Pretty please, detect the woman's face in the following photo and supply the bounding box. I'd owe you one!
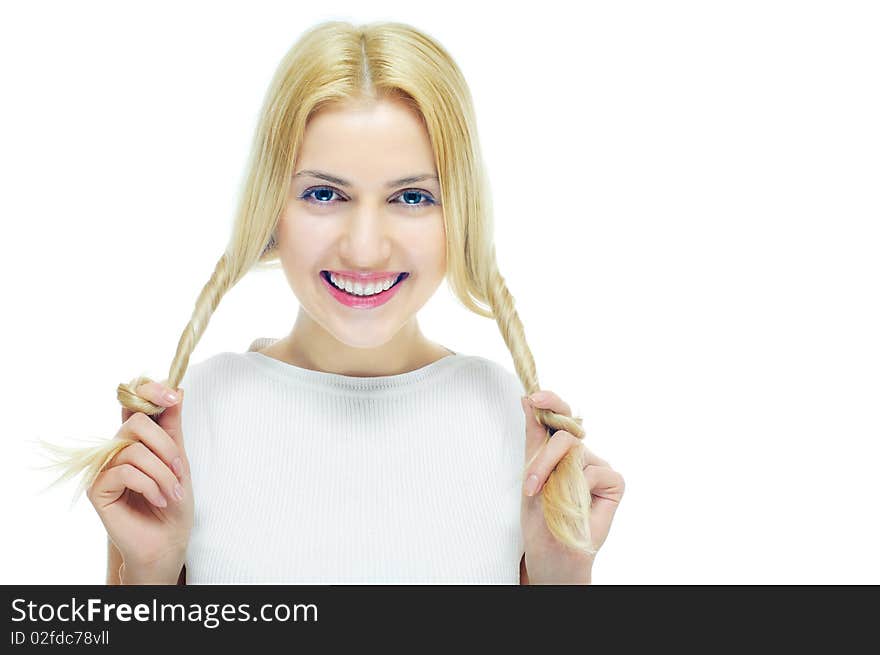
[276,96,446,349]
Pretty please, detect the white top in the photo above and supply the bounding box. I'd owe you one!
[178,338,528,584]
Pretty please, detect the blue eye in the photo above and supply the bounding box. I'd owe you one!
[299,186,438,209]
[299,186,342,204]
[395,189,437,207]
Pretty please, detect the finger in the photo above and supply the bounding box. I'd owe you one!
[523,430,582,496]
[520,396,549,459]
[109,442,185,505]
[584,465,625,533]
[528,389,572,417]
[121,378,181,422]
[119,411,186,480]
[89,463,167,510]
[583,465,626,502]
[157,387,185,450]
[579,444,611,469]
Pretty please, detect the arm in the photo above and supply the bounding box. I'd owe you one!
[106,537,186,585]
[106,537,123,585]
[519,553,529,585]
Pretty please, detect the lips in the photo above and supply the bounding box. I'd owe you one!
[320,271,408,295]
[319,270,410,309]
[324,270,407,282]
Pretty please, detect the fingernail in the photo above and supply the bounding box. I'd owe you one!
[163,390,179,404]
[530,391,547,404]
[524,473,540,496]
[171,457,183,478]
[155,494,168,508]
[173,482,184,501]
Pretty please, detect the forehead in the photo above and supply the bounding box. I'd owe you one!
[295,98,437,183]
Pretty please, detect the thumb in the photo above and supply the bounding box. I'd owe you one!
[520,395,548,464]
[158,387,185,449]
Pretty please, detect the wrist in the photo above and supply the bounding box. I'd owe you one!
[119,553,184,585]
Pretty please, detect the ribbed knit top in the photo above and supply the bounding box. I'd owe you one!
[178,337,527,584]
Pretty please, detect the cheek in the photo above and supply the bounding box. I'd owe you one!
[403,215,446,271]
[276,222,323,294]
[427,220,447,273]
[277,212,328,262]
[432,240,447,275]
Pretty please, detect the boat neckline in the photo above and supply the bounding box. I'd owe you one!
[241,349,469,392]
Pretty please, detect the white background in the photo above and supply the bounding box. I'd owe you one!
[1,1,877,584]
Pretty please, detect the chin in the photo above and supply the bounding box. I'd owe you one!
[326,327,400,350]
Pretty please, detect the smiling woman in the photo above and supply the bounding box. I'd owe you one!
[271,97,450,368]
[38,19,606,585]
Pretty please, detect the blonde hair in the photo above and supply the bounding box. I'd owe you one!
[39,20,595,556]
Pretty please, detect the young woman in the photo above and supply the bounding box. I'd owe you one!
[43,20,624,585]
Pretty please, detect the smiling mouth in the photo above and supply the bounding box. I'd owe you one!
[320,271,409,296]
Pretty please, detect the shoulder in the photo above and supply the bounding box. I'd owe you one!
[453,354,526,399]
[448,355,527,432]
[451,356,527,450]
[177,336,278,394]
[177,351,259,417]
[179,351,242,391]
[176,352,254,457]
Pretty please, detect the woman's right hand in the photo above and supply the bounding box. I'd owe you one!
[87,381,194,584]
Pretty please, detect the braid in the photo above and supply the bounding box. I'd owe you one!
[37,253,235,503]
[484,265,597,555]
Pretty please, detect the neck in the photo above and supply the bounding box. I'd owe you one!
[266,309,453,377]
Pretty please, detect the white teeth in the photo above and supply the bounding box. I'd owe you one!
[329,273,400,296]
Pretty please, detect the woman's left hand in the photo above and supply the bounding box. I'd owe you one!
[519,390,625,584]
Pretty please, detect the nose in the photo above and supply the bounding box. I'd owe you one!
[338,202,393,268]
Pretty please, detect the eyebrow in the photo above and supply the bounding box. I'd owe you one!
[293,169,439,189]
